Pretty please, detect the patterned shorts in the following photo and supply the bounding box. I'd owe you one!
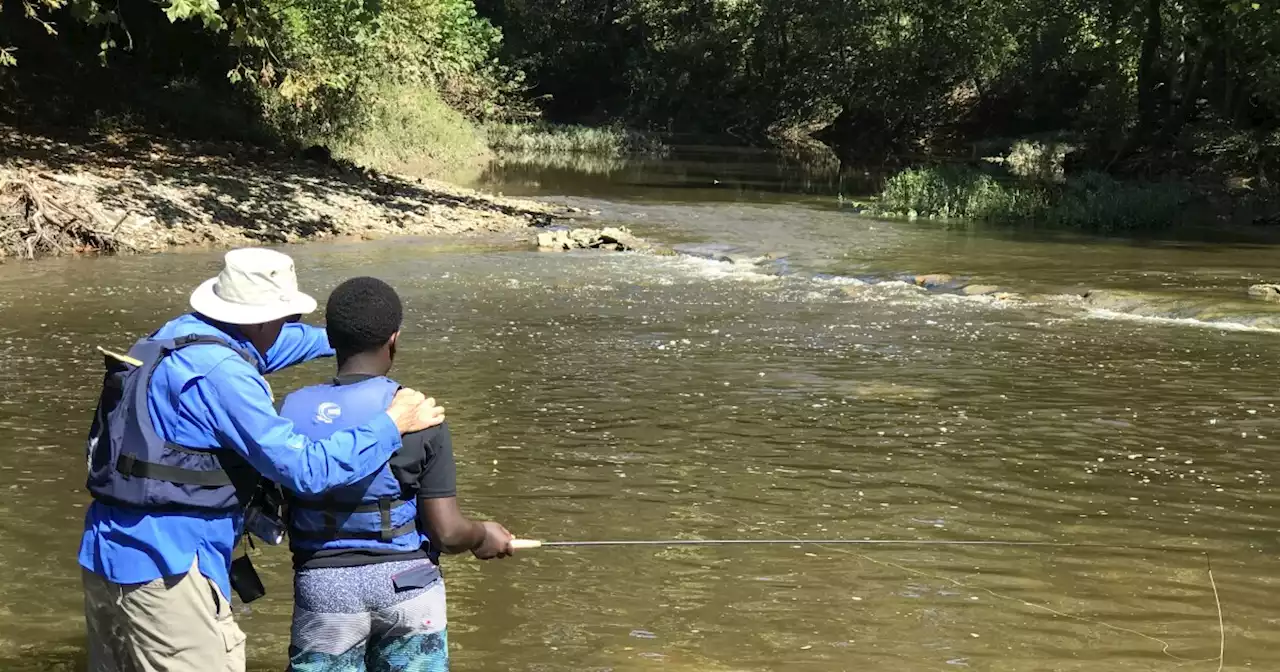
[287,558,448,672]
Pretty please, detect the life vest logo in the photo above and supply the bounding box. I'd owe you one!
[315,402,342,424]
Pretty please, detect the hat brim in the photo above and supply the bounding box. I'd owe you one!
[189,277,318,325]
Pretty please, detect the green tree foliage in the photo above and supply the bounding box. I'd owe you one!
[240,0,518,141]
[2,0,514,147]
[481,0,1280,166]
[4,0,1278,180]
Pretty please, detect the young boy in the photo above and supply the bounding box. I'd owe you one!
[280,276,515,672]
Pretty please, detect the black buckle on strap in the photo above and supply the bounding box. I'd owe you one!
[117,453,138,478]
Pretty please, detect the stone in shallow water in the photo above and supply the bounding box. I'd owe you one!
[534,225,644,252]
[534,231,561,249]
[1079,289,1148,311]
[1247,283,1280,303]
[914,273,955,288]
[960,284,1001,296]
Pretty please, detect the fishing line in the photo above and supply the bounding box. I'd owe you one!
[514,526,1228,669]
[720,516,1226,670]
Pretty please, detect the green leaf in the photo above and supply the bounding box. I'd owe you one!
[162,0,185,21]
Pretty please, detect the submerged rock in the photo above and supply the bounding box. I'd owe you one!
[672,243,735,262]
[913,273,956,289]
[849,381,942,402]
[671,243,784,267]
[1247,283,1280,303]
[1081,288,1280,325]
[960,284,1001,296]
[1080,289,1150,312]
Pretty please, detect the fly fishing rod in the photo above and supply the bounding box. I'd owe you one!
[510,539,1203,552]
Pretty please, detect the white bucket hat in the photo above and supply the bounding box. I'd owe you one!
[189,248,318,325]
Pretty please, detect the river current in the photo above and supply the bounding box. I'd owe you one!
[1,149,1278,671]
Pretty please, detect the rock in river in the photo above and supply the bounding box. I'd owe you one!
[1081,289,1143,309]
[960,284,1001,296]
[913,273,955,289]
[536,226,644,252]
[1247,283,1280,303]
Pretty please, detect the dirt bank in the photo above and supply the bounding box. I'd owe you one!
[0,126,567,260]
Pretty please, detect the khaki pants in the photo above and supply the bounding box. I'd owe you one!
[83,560,247,672]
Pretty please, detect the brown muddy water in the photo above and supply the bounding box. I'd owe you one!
[3,150,1280,671]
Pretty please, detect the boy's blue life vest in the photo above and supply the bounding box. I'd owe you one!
[85,334,262,512]
[278,376,424,554]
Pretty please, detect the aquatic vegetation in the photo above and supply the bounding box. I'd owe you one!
[877,166,1041,222]
[877,166,1190,232]
[486,122,667,157]
[484,150,635,175]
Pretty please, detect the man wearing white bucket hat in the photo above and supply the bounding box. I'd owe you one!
[79,248,445,672]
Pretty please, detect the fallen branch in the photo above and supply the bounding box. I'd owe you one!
[0,173,137,259]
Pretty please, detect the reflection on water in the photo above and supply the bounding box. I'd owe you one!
[467,145,885,204]
[3,159,1280,671]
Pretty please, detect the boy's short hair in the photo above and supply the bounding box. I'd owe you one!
[325,277,402,357]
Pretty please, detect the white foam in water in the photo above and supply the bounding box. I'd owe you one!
[603,249,1279,335]
[810,274,866,287]
[845,280,930,304]
[1084,308,1280,334]
[653,254,778,283]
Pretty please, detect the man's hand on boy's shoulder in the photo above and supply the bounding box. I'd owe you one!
[473,521,515,560]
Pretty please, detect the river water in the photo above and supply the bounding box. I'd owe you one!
[3,149,1280,671]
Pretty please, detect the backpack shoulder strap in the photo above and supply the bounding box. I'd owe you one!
[168,334,257,367]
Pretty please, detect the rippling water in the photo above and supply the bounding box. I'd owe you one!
[2,167,1280,671]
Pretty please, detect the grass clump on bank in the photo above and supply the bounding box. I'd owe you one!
[325,85,491,179]
[877,166,1190,232]
[486,122,665,156]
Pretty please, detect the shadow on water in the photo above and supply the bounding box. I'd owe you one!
[880,211,1280,253]
[916,209,1280,248]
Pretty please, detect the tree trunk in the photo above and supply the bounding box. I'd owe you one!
[1110,0,1164,169]
[1135,0,1164,141]
[1162,42,1211,145]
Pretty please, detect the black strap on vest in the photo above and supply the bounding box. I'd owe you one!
[289,496,414,514]
[116,452,235,487]
[114,334,258,487]
[289,519,419,542]
[289,495,416,542]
